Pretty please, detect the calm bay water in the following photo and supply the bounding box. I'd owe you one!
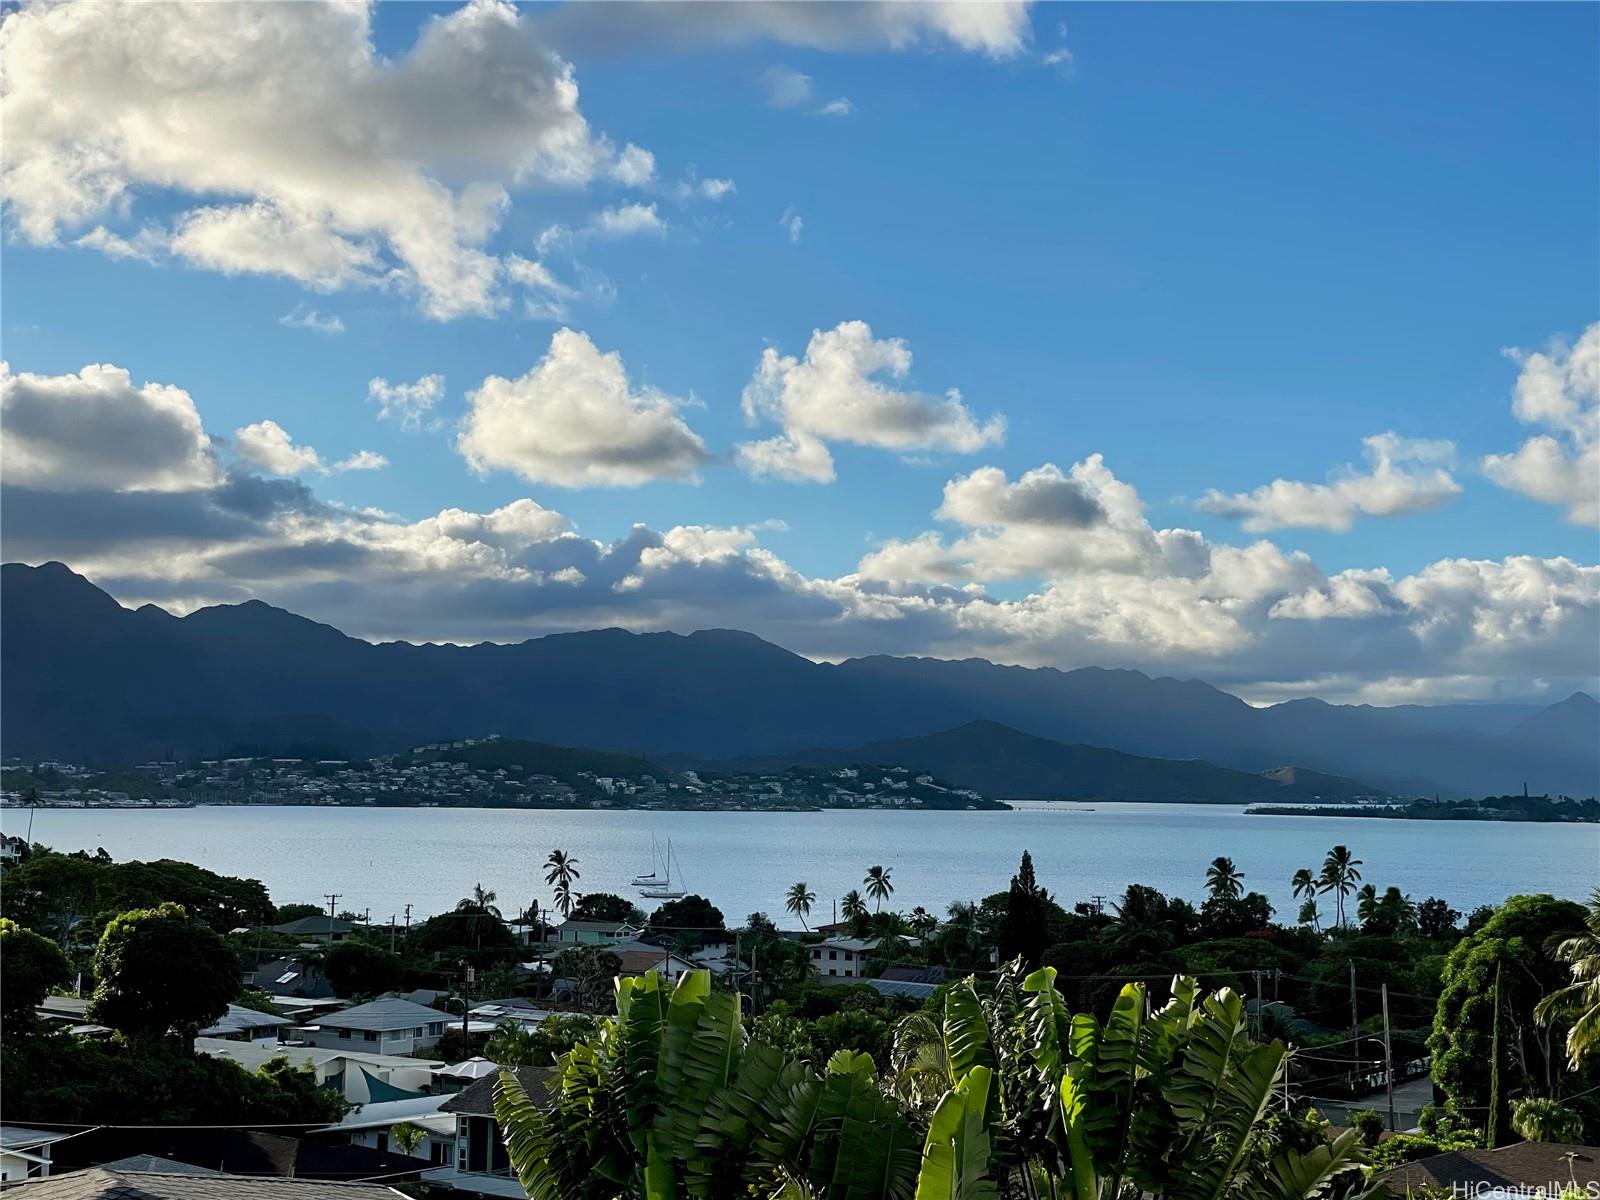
[4,803,1595,927]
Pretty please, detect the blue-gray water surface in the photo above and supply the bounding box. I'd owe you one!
[5,802,1594,927]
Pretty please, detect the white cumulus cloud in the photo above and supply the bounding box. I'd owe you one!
[1483,322,1599,528]
[235,419,386,477]
[1195,432,1461,533]
[457,328,710,487]
[0,0,637,320]
[1,362,221,492]
[737,320,1005,483]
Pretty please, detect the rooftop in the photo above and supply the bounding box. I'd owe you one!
[310,997,446,1032]
[0,1169,408,1199]
[1373,1141,1600,1196]
[440,1066,553,1118]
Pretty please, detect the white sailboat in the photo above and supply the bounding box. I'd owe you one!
[638,838,686,900]
[631,834,663,886]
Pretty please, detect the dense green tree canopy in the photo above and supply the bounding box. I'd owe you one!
[0,1035,345,1125]
[568,892,646,924]
[1,850,273,940]
[323,939,403,997]
[87,902,240,1040]
[1430,893,1589,1133]
[0,918,72,1026]
[649,894,724,932]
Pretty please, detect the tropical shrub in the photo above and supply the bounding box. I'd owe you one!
[495,964,1374,1199]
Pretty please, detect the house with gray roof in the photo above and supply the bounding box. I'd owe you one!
[299,997,449,1055]
[420,1067,552,1197]
[270,916,356,944]
[2,1167,408,1198]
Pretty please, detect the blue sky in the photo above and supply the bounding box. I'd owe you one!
[2,0,1596,704]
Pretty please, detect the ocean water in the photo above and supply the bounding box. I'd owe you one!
[4,802,1594,927]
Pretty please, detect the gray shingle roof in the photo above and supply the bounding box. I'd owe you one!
[311,997,446,1031]
[439,1066,553,1117]
[198,1004,291,1037]
[271,917,356,936]
[2,1168,407,1199]
[1373,1142,1600,1195]
[95,1158,218,1177]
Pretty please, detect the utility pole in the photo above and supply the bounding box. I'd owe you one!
[461,963,474,1050]
[1381,983,1396,1132]
[1252,970,1263,1040]
[325,893,341,942]
[403,903,413,936]
[1348,960,1360,1088]
[389,914,397,955]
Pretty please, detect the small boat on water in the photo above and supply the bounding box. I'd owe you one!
[631,833,663,886]
[638,838,686,900]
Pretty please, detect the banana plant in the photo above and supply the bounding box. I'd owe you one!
[496,966,1378,1200]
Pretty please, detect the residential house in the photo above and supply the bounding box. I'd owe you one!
[270,916,356,944]
[245,956,335,1000]
[299,997,449,1055]
[421,1066,553,1197]
[552,917,638,944]
[38,1128,429,1190]
[197,1004,293,1043]
[34,996,109,1037]
[312,1095,453,1166]
[194,1038,443,1104]
[808,936,879,978]
[1,1167,410,1198]
[1,833,28,867]
[1372,1140,1600,1198]
[1,1127,71,1183]
[614,949,698,983]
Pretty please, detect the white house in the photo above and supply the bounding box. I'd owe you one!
[809,937,879,978]
[0,1127,70,1183]
[420,1066,552,1197]
[195,1037,444,1103]
[299,997,449,1055]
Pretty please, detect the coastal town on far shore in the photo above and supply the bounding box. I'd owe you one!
[0,735,999,813]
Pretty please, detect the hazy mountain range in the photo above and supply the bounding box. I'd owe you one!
[4,561,1594,799]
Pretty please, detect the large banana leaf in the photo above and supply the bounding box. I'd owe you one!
[943,980,997,1084]
[915,1064,999,1200]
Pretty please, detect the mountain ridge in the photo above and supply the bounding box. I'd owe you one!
[2,561,1593,798]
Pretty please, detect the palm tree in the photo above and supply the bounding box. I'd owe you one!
[864,865,894,912]
[784,882,816,932]
[1535,886,1600,1069]
[1319,845,1363,928]
[1291,867,1317,902]
[456,882,502,918]
[1291,867,1321,929]
[908,906,937,940]
[544,849,580,918]
[1355,883,1379,928]
[1204,856,1244,902]
[841,889,868,923]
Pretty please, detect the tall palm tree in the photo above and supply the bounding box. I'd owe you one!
[1291,868,1320,930]
[908,906,936,940]
[544,849,580,918]
[864,865,894,912]
[1205,856,1244,902]
[456,882,502,918]
[784,882,816,931]
[841,889,868,923]
[1535,887,1600,1069]
[1319,845,1363,928]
